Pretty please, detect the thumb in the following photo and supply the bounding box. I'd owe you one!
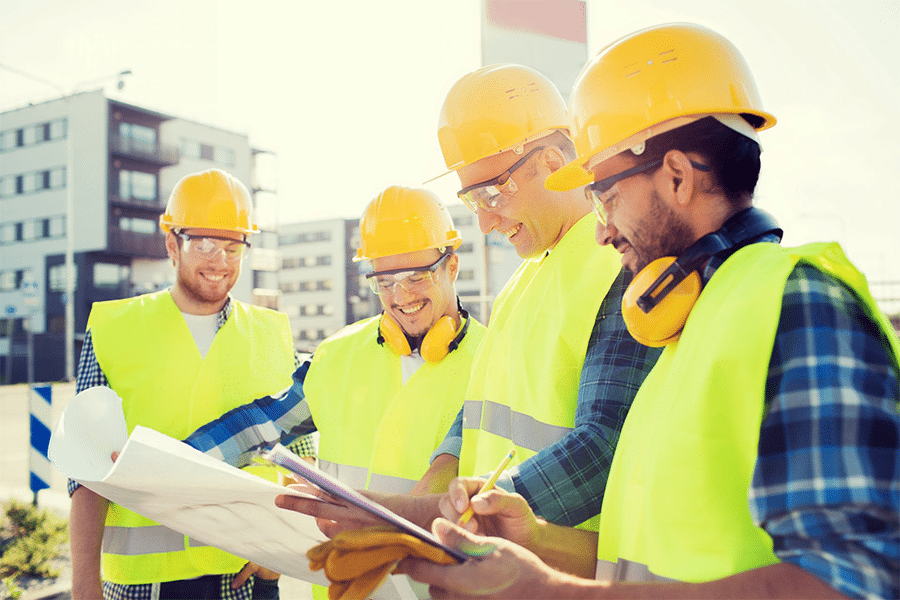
[432,518,497,558]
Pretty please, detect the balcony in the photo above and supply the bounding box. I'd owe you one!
[109,193,165,210]
[109,133,179,166]
[108,228,167,259]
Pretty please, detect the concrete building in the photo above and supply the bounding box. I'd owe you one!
[0,89,279,383]
[277,204,520,353]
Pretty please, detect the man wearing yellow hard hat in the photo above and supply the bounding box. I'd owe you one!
[182,186,487,596]
[416,63,661,527]
[69,169,297,599]
[400,24,900,599]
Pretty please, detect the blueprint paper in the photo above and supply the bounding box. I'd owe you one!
[48,386,333,585]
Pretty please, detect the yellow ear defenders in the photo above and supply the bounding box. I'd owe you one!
[623,208,782,347]
[378,300,471,363]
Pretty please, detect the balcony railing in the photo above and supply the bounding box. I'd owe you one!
[109,193,165,209]
[108,228,167,258]
[109,133,179,166]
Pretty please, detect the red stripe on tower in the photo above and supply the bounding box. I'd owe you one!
[486,0,586,44]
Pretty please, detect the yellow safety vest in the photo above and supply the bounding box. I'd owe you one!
[597,242,900,583]
[459,214,622,530]
[304,315,486,494]
[89,290,294,584]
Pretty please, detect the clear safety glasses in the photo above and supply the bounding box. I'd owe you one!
[585,159,709,224]
[176,232,250,262]
[456,146,544,214]
[366,253,451,296]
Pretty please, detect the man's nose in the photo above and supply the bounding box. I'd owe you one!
[477,208,500,235]
[596,219,618,246]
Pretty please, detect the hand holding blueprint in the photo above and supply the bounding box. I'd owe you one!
[48,386,330,584]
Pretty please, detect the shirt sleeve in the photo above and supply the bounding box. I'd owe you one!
[506,268,664,526]
[751,263,900,600]
[429,408,464,463]
[183,358,318,468]
[69,330,109,496]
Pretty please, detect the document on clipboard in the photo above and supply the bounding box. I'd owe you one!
[259,443,469,563]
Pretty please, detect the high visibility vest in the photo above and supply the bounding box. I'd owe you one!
[597,242,900,583]
[459,214,622,530]
[304,315,486,494]
[89,290,294,584]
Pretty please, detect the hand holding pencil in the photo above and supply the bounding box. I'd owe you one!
[457,449,516,526]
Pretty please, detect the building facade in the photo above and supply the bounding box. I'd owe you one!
[0,89,279,383]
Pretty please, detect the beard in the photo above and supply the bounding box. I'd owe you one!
[175,265,233,305]
[620,189,696,273]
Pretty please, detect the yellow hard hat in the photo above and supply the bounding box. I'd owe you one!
[435,64,567,176]
[159,169,258,234]
[354,186,462,262]
[547,23,777,192]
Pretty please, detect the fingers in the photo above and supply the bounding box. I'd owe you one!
[432,519,497,558]
[231,562,256,588]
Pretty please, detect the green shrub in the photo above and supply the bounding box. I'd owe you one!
[0,500,68,580]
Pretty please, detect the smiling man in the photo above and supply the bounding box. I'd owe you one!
[412,64,662,531]
[70,169,296,600]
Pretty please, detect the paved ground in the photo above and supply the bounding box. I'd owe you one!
[0,383,313,600]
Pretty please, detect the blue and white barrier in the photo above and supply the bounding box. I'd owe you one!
[29,384,53,496]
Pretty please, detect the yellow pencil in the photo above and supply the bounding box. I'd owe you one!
[457,449,516,526]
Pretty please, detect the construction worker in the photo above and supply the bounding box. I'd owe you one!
[182,186,487,595]
[399,23,900,600]
[69,169,298,599]
[417,64,661,526]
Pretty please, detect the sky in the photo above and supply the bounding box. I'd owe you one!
[1,0,898,298]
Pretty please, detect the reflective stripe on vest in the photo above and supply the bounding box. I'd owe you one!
[596,558,677,583]
[598,242,900,583]
[89,291,294,584]
[462,400,571,452]
[103,526,211,555]
[305,316,486,493]
[459,215,620,533]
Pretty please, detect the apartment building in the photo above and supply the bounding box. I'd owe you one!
[0,89,279,383]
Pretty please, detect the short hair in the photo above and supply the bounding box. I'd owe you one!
[639,117,762,204]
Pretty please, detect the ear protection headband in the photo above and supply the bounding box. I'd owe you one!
[623,207,782,347]
[377,298,471,363]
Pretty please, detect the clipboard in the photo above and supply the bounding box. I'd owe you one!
[259,444,469,563]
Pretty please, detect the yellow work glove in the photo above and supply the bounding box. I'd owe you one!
[307,524,456,600]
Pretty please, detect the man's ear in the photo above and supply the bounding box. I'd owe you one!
[165,232,179,265]
[447,252,460,282]
[662,150,697,207]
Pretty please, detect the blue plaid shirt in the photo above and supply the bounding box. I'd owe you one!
[748,262,899,600]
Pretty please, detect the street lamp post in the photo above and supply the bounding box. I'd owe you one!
[0,63,131,381]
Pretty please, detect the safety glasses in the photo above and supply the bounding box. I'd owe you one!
[585,159,709,224]
[457,146,544,213]
[366,253,451,296]
[176,232,250,262]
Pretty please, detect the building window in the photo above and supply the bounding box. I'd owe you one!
[94,263,131,289]
[119,169,157,201]
[214,147,235,166]
[119,122,157,153]
[181,139,201,160]
[119,216,158,234]
[315,255,332,266]
[459,269,475,281]
[49,263,78,293]
[458,242,474,253]
[200,144,214,160]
